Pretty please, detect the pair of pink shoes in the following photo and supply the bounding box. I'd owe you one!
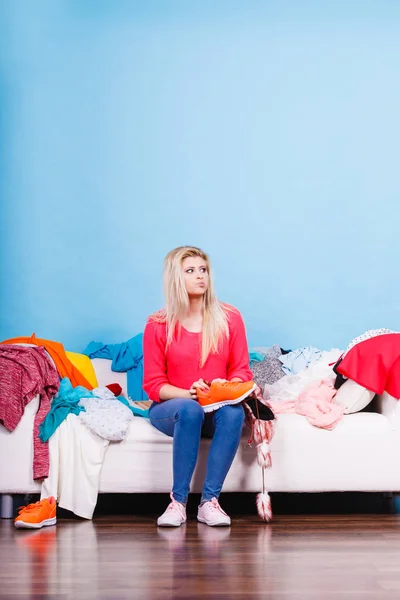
[157,493,230,527]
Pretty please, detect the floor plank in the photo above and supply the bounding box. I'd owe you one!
[2,514,400,599]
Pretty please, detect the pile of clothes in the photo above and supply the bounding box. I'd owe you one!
[0,332,148,519]
[250,345,343,430]
[250,328,400,432]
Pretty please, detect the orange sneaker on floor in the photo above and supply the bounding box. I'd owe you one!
[197,380,256,413]
[14,497,57,529]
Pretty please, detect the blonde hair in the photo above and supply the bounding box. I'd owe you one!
[151,246,230,366]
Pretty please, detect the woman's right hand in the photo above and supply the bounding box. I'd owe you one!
[189,378,210,400]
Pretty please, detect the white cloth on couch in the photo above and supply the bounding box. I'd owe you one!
[79,386,133,441]
[41,413,109,519]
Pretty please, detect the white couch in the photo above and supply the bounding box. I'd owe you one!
[2,358,400,518]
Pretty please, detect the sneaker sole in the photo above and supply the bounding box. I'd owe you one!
[201,383,257,413]
[197,516,231,527]
[157,519,187,528]
[14,517,57,529]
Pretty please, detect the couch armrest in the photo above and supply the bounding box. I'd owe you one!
[375,392,400,430]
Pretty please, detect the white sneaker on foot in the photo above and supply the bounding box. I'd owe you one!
[197,498,231,527]
[157,493,187,527]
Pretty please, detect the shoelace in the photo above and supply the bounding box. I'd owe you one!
[219,381,241,388]
[206,498,227,515]
[166,493,186,518]
[17,500,45,515]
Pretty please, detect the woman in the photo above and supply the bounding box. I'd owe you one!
[143,246,253,527]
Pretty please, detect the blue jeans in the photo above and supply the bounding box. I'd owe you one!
[149,398,245,504]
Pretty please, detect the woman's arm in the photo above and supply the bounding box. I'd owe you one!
[226,310,253,382]
[159,384,191,400]
[143,320,171,401]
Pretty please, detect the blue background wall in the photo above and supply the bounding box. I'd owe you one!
[1,1,400,352]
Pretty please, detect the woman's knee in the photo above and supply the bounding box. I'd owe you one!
[176,399,205,424]
[216,404,245,428]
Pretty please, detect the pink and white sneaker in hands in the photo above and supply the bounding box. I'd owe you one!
[197,497,231,527]
[157,493,187,527]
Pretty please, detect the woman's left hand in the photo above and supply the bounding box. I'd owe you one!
[189,378,210,399]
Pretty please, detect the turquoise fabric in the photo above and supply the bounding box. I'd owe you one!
[39,378,93,442]
[83,333,147,400]
[249,351,266,364]
[115,396,150,418]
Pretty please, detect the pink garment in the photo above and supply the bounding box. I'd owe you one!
[269,380,344,430]
[143,305,253,402]
[0,345,60,479]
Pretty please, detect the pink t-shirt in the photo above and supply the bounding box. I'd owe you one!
[143,305,252,402]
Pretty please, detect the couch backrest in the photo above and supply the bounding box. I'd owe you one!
[91,358,129,398]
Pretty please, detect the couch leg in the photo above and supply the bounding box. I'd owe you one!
[0,494,14,519]
[392,493,400,514]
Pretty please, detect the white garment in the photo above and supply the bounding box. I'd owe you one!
[264,348,343,404]
[41,413,109,519]
[79,386,133,441]
[91,386,118,401]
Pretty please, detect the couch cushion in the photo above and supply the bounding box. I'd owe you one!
[274,411,390,434]
[253,412,391,453]
[99,410,399,495]
[91,358,128,397]
[122,416,170,443]
[114,410,392,447]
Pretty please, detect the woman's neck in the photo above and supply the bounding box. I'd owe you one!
[187,296,204,317]
[179,297,204,332]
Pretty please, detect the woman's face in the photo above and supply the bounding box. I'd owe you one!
[182,256,209,297]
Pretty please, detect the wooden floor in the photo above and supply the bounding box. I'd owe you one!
[2,514,400,599]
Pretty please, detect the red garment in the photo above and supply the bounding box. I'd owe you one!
[0,345,59,479]
[143,306,253,402]
[337,333,400,398]
[106,383,123,396]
